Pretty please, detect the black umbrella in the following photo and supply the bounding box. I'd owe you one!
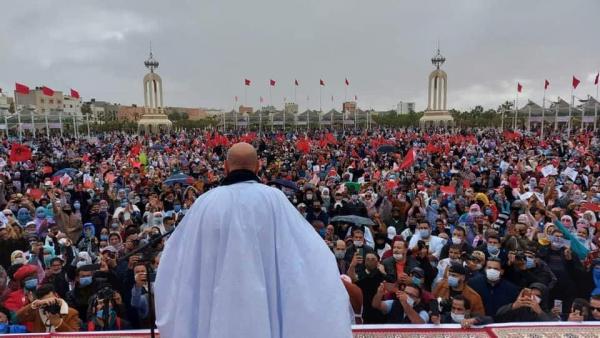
[330,215,375,226]
[377,145,398,154]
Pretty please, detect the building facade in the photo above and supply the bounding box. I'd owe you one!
[397,101,415,115]
[15,87,65,113]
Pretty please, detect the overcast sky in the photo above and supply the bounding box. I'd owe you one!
[1,0,599,112]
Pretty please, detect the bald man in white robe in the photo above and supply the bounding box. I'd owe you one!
[155,143,352,338]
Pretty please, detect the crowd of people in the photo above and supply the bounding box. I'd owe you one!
[0,126,599,333]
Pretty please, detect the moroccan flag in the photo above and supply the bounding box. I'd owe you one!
[345,78,349,86]
[15,83,30,95]
[270,79,276,86]
[320,79,325,86]
[440,186,456,195]
[573,76,580,89]
[399,148,416,170]
[27,188,44,201]
[595,73,599,85]
[131,143,142,156]
[296,139,310,154]
[244,79,251,86]
[70,89,80,99]
[544,80,550,90]
[42,86,54,96]
[294,79,299,86]
[517,83,522,93]
[425,142,439,154]
[9,143,32,162]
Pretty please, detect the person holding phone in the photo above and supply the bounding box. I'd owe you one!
[495,283,554,322]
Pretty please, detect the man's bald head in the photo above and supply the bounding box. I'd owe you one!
[225,142,259,175]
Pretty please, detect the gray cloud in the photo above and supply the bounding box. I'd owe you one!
[1,0,599,112]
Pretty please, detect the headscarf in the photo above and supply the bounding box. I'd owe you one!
[17,208,32,227]
[10,250,26,266]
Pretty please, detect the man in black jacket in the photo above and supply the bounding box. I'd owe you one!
[0,223,29,270]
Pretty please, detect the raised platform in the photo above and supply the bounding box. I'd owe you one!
[5,322,599,337]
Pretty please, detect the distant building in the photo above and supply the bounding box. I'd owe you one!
[239,105,253,114]
[15,87,64,113]
[118,105,145,122]
[204,109,223,117]
[397,101,415,115]
[0,94,12,112]
[342,101,357,113]
[284,103,298,115]
[63,95,82,116]
[164,107,208,121]
[87,99,119,122]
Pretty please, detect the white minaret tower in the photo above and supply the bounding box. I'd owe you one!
[138,43,172,134]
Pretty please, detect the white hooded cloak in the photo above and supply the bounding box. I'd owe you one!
[155,179,352,338]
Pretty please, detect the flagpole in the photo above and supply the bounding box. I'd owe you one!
[567,89,573,139]
[331,95,334,129]
[513,96,517,130]
[501,107,504,130]
[541,89,546,140]
[554,102,558,132]
[3,110,8,139]
[269,84,272,107]
[73,114,77,138]
[354,96,357,129]
[59,111,63,138]
[87,111,91,139]
[259,97,262,135]
[45,110,49,138]
[31,110,35,138]
[16,94,22,141]
[306,96,310,130]
[527,105,531,132]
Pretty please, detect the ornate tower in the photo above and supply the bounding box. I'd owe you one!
[420,46,454,127]
[138,44,172,134]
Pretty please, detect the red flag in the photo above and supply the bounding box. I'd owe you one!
[517,83,522,93]
[131,143,141,156]
[42,86,54,96]
[27,188,44,201]
[9,143,32,162]
[572,76,580,89]
[15,83,30,95]
[425,142,439,154]
[544,80,550,90]
[345,78,349,86]
[59,174,71,187]
[320,79,325,86]
[270,79,276,86]
[440,186,456,195]
[296,138,310,153]
[70,88,80,99]
[245,79,251,86]
[294,79,299,86]
[399,148,416,170]
[595,73,599,85]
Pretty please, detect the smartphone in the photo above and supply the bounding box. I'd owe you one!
[553,299,563,312]
[429,299,440,316]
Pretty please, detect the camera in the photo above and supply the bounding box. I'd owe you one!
[515,251,526,261]
[96,286,115,301]
[40,301,62,315]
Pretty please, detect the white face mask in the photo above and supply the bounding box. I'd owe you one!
[393,253,404,261]
[353,240,363,248]
[450,312,465,323]
[486,268,501,282]
[533,295,541,304]
[406,297,415,307]
[452,236,462,245]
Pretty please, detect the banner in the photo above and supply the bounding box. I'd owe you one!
[20,123,35,130]
[0,124,7,130]
[555,116,570,122]
[582,116,597,123]
[49,123,63,129]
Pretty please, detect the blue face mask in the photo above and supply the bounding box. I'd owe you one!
[525,257,535,269]
[174,205,181,212]
[24,278,38,290]
[412,276,422,286]
[100,235,109,241]
[487,244,500,255]
[79,276,93,287]
[448,275,460,288]
[120,201,128,208]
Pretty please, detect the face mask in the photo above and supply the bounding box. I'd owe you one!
[334,250,346,259]
[431,204,439,210]
[305,194,313,200]
[451,312,465,323]
[448,275,460,288]
[405,297,415,307]
[120,201,128,208]
[24,278,38,290]
[533,295,541,304]
[475,263,483,270]
[452,236,462,245]
[74,202,81,210]
[100,235,109,241]
[351,195,358,201]
[487,244,500,255]
[153,218,163,225]
[577,235,587,243]
[412,276,422,286]
[353,240,363,248]
[43,255,53,267]
[174,205,181,212]
[79,276,93,287]
[96,309,116,320]
[525,257,535,269]
[486,268,501,282]
[111,223,120,229]
[393,253,404,261]
[418,229,430,238]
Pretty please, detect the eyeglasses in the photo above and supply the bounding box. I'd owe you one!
[591,306,600,312]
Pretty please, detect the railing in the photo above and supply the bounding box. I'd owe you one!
[3,322,599,337]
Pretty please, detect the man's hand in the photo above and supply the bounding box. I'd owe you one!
[525,299,543,315]
[397,272,411,285]
[564,247,573,261]
[128,255,140,269]
[461,318,478,329]
[377,263,386,275]
[396,291,409,305]
[350,253,363,267]
[134,271,148,288]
